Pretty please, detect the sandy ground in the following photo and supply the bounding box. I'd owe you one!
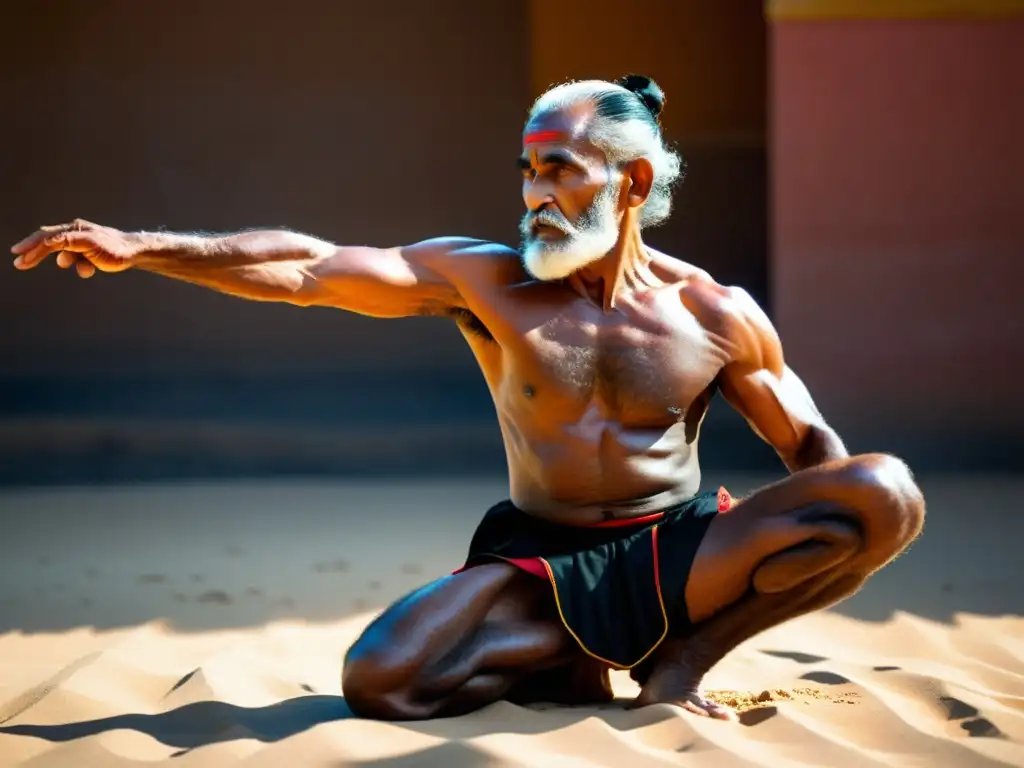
[0,474,1021,767]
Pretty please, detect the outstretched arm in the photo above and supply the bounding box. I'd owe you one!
[11,220,507,318]
[716,287,848,472]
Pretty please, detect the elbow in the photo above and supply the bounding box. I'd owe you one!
[236,263,322,306]
[785,424,848,471]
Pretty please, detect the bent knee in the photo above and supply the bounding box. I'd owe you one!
[342,653,416,720]
[848,453,926,557]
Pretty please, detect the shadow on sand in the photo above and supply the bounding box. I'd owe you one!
[0,695,354,755]
[0,693,779,759]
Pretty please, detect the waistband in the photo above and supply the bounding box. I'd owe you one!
[515,486,733,529]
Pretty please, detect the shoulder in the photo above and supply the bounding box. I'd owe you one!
[404,237,522,275]
[402,237,526,295]
[668,264,779,366]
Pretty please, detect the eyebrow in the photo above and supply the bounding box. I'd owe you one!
[516,149,586,170]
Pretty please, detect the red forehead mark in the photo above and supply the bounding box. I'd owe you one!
[523,130,563,145]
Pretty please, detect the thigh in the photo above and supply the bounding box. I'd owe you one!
[344,561,568,689]
[685,453,922,622]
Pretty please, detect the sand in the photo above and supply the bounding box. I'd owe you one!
[0,475,1021,767]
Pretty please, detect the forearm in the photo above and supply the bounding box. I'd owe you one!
[784,424,849,472]
[132,229,335,303]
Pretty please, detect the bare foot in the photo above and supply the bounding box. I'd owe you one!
[631,685,737,720]
[630,657,738,721]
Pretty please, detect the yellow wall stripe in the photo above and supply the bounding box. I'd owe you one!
[767,0,1024,19]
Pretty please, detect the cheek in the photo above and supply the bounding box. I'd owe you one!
[566,183,605,217]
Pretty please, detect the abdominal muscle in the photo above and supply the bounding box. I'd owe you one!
[501,413,703,523]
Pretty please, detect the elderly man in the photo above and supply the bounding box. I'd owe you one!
[11,75,924,721]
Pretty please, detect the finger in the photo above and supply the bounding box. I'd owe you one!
[10,222,79,254]
[11,228,53,256]
[56,251,77,268]
[76,260,96,279]
[13,242,58,270]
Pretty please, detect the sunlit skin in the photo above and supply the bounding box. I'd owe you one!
[11,98,925,721]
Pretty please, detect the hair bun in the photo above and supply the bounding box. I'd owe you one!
[615,74,665,118]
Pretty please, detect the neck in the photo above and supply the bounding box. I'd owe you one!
[568,225,651,311]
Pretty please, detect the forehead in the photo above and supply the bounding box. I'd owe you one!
[522,103,600,157]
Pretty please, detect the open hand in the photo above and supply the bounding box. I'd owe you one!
[11,219,141,278]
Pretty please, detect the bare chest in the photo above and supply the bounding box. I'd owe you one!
[507,299,723,422]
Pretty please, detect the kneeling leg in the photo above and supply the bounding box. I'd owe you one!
[635,453,926,718]
[342,562,573,720]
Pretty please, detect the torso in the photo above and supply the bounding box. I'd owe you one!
[450,250,734,524]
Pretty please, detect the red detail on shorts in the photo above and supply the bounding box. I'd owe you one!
[584,510,666,528]
[504,557,548,579]
[451,557,548,579]
[651,525,662,597]
[717,486,734,513]
[524,130,563,145]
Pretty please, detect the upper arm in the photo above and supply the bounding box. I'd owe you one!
[300,237,512,318]
[715,287,829,458]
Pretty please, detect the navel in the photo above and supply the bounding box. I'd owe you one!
[523,384,536,399]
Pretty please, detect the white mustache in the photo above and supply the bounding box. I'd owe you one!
[528,210,572,234]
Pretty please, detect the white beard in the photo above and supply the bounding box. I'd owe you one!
[520,185,620,281]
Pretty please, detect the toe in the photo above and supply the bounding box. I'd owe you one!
[681,700,711,718]
[707,702,738,721]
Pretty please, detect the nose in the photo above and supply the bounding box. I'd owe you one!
[523,176,554,212]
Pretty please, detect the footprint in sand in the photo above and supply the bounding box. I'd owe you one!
[401,563,423,575]
[312,559,349,574]
[84,567,101,579]
[190,574,204,583]
[245,587,264,598]
[196,590,233,606]
[368,580,381,591]
[137,574,168,585]
[760,649,829,664]
[800,671,851,686]
[939,695,1005,738]
[224,545,246,558]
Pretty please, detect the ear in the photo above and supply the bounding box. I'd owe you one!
[623,157,654,209]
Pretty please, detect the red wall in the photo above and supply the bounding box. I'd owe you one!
[771,19,1024,446]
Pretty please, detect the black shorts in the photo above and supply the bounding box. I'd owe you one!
[454,487,734,671]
